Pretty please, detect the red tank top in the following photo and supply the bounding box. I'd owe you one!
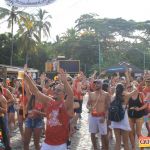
[45,100,69,145]
[73,80,82,100]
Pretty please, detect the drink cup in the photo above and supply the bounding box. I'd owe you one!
[17,71,24,80]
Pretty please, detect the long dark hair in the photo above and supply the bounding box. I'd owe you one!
[102,83,109,92]
[115,83,124,103]
[0,85,2,93]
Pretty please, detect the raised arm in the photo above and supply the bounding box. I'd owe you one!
[24,73,53,105]
[90,70,97,79]
[58,69,74,116]
[5,88,15,105]
[124,85,138,100]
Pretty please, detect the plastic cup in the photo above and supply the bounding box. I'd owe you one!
[17,71,24,79]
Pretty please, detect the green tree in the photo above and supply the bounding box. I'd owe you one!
[34,9,52,42]
[0,33,11,64]
[0,6,29,65]
[17,15,39,66]
[59,28,79,58]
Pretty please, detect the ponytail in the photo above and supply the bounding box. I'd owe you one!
[115,83,124,103]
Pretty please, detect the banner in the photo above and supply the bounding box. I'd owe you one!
[6,0,55,7]
[139,136,150,148]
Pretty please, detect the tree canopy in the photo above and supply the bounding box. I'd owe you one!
[0,10,150,74]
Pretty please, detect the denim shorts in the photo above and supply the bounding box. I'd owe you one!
[7,104,15,113]
[25,117,44,128]
[4,114,9,134]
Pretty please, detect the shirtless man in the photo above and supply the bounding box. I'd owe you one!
[87,79,110,150]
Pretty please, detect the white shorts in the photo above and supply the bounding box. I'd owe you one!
[41,142,67,150]
[88,114,107,135]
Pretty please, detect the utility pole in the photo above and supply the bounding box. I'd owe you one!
[98,41,101,72]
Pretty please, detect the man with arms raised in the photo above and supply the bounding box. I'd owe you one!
[24,68,74,150]
[87,79,110,150]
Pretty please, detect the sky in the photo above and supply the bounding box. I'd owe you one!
[0,0,150,42]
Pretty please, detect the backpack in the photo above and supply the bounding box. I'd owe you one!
[108,98,126,122]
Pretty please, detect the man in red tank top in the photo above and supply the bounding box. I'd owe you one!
[24,68,74,150]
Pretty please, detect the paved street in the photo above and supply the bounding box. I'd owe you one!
[11,95,149,150]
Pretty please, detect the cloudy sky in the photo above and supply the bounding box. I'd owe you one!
[0,0,150,41]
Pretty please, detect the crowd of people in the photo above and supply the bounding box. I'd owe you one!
[0,68,150,150]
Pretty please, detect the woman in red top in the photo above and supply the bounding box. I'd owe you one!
[24,69,74,150]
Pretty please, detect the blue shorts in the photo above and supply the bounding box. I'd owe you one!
[7,104,15,113]
[4,114,9,134]
[25,117,44,128]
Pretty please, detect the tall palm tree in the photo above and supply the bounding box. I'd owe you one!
[17,15,40,65]
[34,9,52,42]
[0,6,29,65]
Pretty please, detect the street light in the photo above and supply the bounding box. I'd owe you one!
[98,36,103,73]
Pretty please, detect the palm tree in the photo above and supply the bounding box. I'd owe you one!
[0,6,29,65]
[34,9,52,42]
[17,15,40,65]
[61,28,79,41]
[59,28,79,58]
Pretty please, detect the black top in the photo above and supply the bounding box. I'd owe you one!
[128,94,145,118]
